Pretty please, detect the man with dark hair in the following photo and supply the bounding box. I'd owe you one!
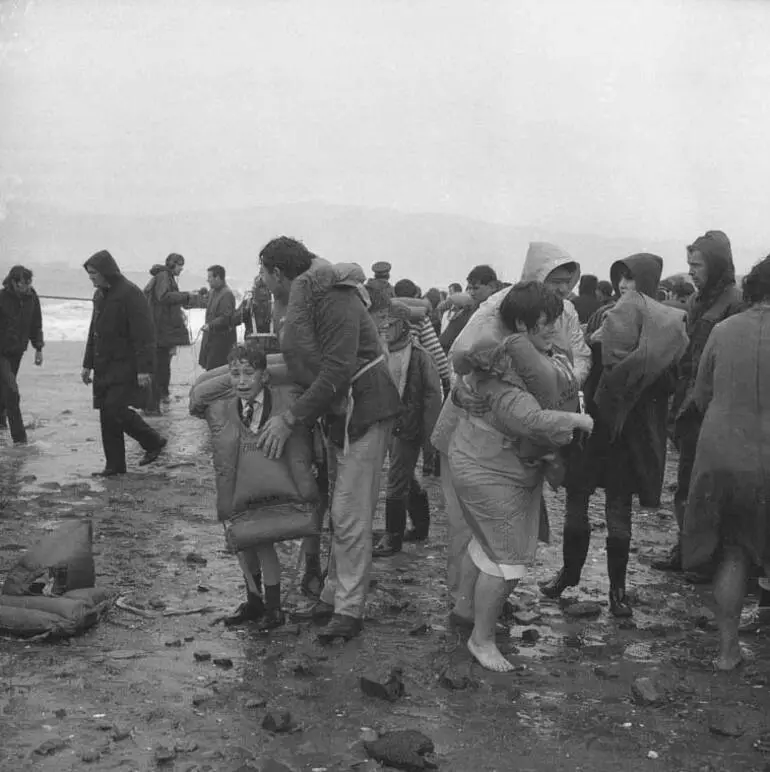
[255,236,402,642]
[144,252,197,412]
[651,230,744,576]
[596,280,614,306]
[572,274,601,324]
[0,265,44,444]
[82,250,167,476]
[393,279,450,388]
[198,264,237,371]
[466,265,500,306]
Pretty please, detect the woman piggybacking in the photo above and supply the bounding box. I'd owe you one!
[448,281,593,673]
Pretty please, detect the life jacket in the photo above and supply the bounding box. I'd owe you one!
[189,356,319,524]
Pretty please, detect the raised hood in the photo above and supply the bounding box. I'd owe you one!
[520,242,580,293]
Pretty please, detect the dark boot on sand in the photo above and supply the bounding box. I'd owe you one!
[607,537,633,618]
[540,529,591,599]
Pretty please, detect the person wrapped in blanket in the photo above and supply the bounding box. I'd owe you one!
[448,281,594,672]
[539,253,688,617]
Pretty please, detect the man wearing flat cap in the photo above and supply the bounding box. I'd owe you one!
[369,261,394,299]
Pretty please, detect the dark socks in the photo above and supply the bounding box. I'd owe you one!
[265,584,281,612]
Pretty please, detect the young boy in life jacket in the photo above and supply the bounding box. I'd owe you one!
[370,300,443,556]
[193,343,287,631]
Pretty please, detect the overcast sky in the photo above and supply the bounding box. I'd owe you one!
[2,0,769,273]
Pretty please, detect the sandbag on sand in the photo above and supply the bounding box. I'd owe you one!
[0,590,110,639]
[2,521,95,597]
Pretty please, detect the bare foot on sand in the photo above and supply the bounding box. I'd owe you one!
[714,648,744,672]
[467,636,515,673]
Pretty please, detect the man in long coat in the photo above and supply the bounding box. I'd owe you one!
[82,250,167,476]
[198,265,237,371]
[651,230,745,575]
[144,252,193,410]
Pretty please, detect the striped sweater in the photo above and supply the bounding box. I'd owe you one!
[410,317,450,382]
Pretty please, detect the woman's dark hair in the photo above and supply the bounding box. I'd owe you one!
[3,265,33,286]
[165,253,184,268]
[448,282,462,294]
[394,278,419,298]
[578,274,598,296]
[742,255,770,304]
[208,264,226,281]
[596,280,614,298]
[259,236,317,280]
[466,264,498,286]
[498,281,563,332]
[425,288,441,308]
[227,341,268,371]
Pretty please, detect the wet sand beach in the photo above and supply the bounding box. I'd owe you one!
[1,343,769,771]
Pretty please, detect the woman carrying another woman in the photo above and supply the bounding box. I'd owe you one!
[681,255,770,671]
[449,282,593,672]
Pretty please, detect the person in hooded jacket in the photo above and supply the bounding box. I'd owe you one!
[0,265,44,444]
[540,254,688,616]
[144,253,197,411]
[82,250,168,476]
[651,231,745,575]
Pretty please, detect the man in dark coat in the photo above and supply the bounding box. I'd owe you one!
[144,253,195,410]
[198,265,237,371]
[0,265,44,444]
[82,250,167,477]
[652,230,745,575]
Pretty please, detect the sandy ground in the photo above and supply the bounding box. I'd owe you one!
[1,343,770,772]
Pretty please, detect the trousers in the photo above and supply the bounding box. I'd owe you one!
[99,406,163,472]
[564,488,634,542]
[320,420,392,619]
[0,353,25,443]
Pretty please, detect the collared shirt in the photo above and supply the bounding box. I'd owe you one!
[240,392,265,434]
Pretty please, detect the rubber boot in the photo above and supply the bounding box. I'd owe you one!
[607,537,633,617]
[405,486,430,542]
[540,529,591,599]
[373,498,406,557]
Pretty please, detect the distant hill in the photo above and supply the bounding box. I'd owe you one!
[1,200,691,295]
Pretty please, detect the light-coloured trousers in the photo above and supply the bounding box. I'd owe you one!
[320,420,392,618]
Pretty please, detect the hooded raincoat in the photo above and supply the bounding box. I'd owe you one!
[574,254,687,506]
[674,231,744,422]
[519,242,591,386]
[83,251,156,411]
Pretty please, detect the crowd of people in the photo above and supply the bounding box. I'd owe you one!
[1,230,769,672]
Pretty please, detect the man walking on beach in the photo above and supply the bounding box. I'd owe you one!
[0,266,44,445]
[82,250,167,477]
